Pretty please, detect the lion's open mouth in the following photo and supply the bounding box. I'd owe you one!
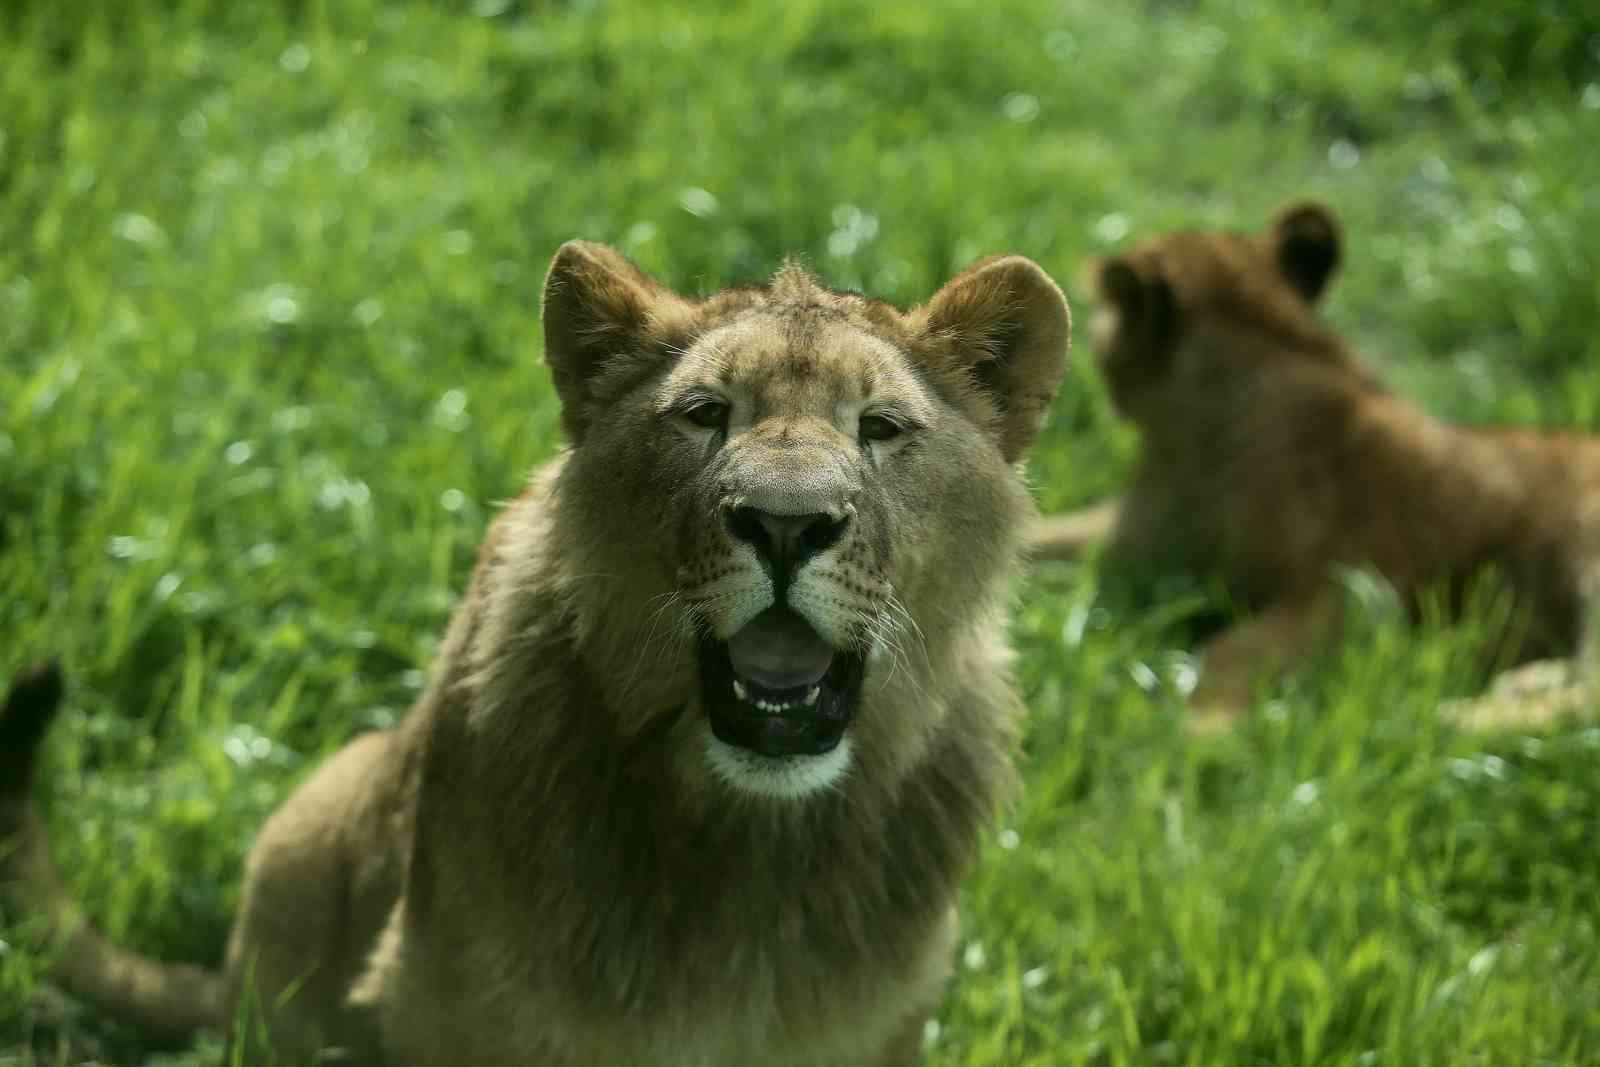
[699,607,866,758]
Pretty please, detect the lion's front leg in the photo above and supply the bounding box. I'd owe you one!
[854,905,957,1067]
[1187,589,1345,734]
[355,903,496,1067]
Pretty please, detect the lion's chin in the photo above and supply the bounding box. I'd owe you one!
[703,732,856,800]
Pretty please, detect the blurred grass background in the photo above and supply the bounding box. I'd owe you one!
[3,0,1599,1063]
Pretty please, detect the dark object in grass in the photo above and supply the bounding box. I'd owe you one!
[0,660,63,788]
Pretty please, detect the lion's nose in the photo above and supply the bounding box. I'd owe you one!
[726,506,851,591]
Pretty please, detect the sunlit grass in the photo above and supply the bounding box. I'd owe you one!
[3,0,1599,1063]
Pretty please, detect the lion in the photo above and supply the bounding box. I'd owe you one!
[1026,201,1600,731]
[0,242,1071,1064]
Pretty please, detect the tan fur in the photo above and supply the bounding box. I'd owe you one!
[1028,202,1600,728]
[1,246,1071,1064]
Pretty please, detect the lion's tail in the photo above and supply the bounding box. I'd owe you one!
[0,662,226,1043]
[1023,498,1121,563]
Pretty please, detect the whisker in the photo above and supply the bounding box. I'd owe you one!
[883,593,931,671]
[619,590,693,701]
[866,606,936,708]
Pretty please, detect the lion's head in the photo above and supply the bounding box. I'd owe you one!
[534,243,1069,800]
[1088,201,1350,424]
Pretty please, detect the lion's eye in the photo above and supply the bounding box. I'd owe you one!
[859,413,904,443]
[683,401,729,430]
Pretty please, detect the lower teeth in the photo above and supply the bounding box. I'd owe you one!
[730,680,824,713]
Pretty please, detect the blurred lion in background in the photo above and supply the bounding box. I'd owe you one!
[1029,201,1600,732]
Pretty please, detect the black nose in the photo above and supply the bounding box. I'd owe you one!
[726,507,850,590]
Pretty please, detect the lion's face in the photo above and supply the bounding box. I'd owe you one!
[1087,201,1345,423]
[539,246,1069,800]
[664,314,932,790]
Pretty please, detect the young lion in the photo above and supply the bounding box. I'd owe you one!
[1028,202,1600,729]
[0,244,1071,1064]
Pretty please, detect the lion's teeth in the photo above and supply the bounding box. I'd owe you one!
[734,683,820,714]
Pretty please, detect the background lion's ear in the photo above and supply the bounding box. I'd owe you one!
[540,241,693,443]
[1098,258,1146,318]
[1097,257,1174,338]
[917,255,1071,463]
[1271,201,1342,304]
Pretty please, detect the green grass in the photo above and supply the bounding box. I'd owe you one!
[4,0,1600,1063]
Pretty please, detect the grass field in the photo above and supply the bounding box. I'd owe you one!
[4,1,1600,1063]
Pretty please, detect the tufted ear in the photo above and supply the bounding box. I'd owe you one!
[540,241,695,443]
[1270,201,1341,304]
[917,256,1071,463]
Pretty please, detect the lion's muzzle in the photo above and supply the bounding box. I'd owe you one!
[699,606,866,759]
[690,426,878,769]
[724,505,851,599]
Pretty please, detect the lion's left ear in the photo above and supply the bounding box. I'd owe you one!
[916,256,1071,463]
[541,241,695,443]
[1270,201,1342,304]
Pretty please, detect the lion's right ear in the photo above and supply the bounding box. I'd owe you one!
[1270,201,1341,304]
[540,241,694,443]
